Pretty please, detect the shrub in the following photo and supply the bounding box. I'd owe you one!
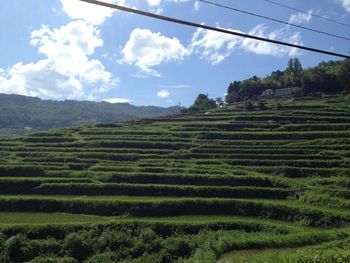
[0,232,5,252]
[87,252,117,263]
[2,234,32,263]
[259,101,267,110]
[62,232,93,262]
[162,237,193,261]
[97,229,133,252]
[29,238,61,257]
[244,101,254,111]
[297,249,350,263]
[28,256,77,263]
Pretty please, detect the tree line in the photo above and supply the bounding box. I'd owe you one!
[225,58,350,103]
[185,58,350,113]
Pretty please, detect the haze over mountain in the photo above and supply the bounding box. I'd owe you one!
[0,93,181,132]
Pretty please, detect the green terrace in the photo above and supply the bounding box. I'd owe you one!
[0,96,350,262]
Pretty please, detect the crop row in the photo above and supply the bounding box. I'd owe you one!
[0,196,347,227]
[28,183,290,199]
[0,172,275,187]
[200,131,350,140]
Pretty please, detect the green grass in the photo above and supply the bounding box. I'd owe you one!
[218,247,298,263]
[0,212,116,225]
[0,96,350,262]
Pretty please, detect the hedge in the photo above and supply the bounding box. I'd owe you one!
[30,183,290,199]
[0,197,347,227]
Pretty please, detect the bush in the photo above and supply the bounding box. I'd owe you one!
[162,237,193,261]
[0,233,5,252]
[97,229,133,252]
[28,256,77,263]
[259,101,267,110]
[87,252,117,263]
[297,249,350,263]
[62,232,93,262]
[2,234,33,263]
[244,101,254,111]
[33,183,289,199]
[29,238,61,257]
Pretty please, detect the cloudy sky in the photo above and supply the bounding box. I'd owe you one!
[0,0,349,106]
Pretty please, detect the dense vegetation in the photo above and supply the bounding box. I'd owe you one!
[181,94,217,113]
[225,58,350,102]
[0,93,180,136]
[0,94,350,262]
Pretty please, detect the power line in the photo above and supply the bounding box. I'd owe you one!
[264,0,350,28]
[78,0,350,59]
[199,0,350,42]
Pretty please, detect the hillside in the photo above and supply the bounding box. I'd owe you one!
[225,58,350,103]
[0,93,181,138]
[0,95,350,262]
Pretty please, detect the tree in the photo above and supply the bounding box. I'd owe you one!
[215,97,224,107]
[225,58,346,103]
[182,94,217,113]
[339,58,350,92]
[285,58,303,87]
[286,58,303,76]
[226,81,243,103]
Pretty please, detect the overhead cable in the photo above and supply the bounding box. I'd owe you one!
[78,0,350,59]
[264,0,350,28]
[199,0,350,42]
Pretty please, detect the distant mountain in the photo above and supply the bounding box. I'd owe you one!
[0,94,181,131]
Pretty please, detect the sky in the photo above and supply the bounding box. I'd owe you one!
[0,0,349,107]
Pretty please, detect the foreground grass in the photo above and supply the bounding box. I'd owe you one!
[0,212,116,225]
[218,247,298,263]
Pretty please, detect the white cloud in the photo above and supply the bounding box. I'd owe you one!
[190,24,303,63]
[0,20,116,99]
[60,0,190,23]
[339,0,350,12]
[241,24,302,57]
[121,24,303,76]
[147,0,189,6]
[157,89,170,98]
[194,1,201,11]
[147,0,162,7]
[60,0,126,25]
[190,26,241,65]
[288,9,313,24]
[120,28,188,77]
[103,97,131,103]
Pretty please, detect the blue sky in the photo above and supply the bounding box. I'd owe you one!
[0,0,349,106]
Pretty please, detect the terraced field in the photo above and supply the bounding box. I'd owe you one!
[0,96,350,262]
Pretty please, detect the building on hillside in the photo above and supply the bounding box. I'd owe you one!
[258,89,274,99]
[258,87,301,100]
[274,87,300,98]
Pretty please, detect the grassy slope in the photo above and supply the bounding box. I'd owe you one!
[0,95,350,262]
[0,212,116,225]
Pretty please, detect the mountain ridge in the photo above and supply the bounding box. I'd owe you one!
[0,93,181,131]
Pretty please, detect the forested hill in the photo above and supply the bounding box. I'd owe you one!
[0,93,181,130]
[225,58,350,102]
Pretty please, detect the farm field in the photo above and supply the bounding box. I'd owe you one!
[0,96,350,262]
